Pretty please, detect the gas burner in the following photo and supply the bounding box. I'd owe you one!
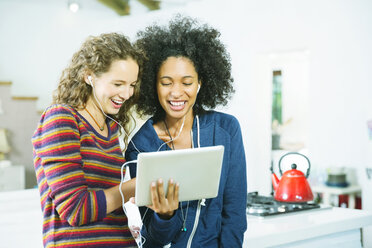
[247,205,270,215]
[247,192,320,217]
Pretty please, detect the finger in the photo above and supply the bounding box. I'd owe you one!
[167,178,175,199]
[129,197,135,204]
[157,178,166,202]
[150,181,159,209]
[174,182,180,203]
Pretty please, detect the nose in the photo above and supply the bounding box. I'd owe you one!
[119,85,133,100]
[169,83,183,98]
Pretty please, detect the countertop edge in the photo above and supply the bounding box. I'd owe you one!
[244,207,372,247]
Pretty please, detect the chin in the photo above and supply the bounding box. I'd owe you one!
[166,111,190,120]
[107,108,120,115]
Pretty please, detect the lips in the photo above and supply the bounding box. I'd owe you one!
[111,99,124,109]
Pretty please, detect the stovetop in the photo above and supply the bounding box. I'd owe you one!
[247,192,320,217]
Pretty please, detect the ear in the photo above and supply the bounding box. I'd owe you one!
[197,80,202,93]
[83,71,94,85]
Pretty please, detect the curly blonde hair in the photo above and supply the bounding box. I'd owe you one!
[53,32,143,148]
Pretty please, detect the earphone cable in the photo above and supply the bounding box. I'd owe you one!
[89,78,141,154]
[157,115,186,151]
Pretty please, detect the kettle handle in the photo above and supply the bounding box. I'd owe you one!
[278,152,311,178]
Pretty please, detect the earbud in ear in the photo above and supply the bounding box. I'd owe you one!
[197,84,201,94]
[88,76,93,85]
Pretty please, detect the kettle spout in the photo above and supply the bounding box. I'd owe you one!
[271,173,280,191]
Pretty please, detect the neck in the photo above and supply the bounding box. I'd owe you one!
[164,112,193,137]
[85,99,106,130]
[88,97,105,117]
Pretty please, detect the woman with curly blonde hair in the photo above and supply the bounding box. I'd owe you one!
[32,32,143,247]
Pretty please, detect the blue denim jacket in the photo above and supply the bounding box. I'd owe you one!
[125,111,247,247]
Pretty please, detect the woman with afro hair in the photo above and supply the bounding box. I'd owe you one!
[125,15,247,247]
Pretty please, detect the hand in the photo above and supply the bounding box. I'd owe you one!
[148,178,179,219]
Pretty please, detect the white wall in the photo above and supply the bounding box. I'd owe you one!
[0,0,157,109]
[1,0,372,201]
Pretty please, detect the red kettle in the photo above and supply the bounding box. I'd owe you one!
[271,152,314,202]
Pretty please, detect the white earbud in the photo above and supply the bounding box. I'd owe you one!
[197,84,200,94]
[88,76,93,85]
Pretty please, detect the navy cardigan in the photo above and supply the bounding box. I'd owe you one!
[125,111,247,247]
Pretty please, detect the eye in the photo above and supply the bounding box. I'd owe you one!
[160,80,172,86]
[183,80,194,86]
[112,81,123,87]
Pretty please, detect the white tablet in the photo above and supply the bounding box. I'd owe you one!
[135,145,224,207]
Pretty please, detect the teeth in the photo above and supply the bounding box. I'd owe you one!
[112,99,124,105]
[170,101,185,106]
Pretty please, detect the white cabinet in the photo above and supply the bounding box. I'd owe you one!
[0,165,25,191]
[244,207,372,247]
[0,189,43,248]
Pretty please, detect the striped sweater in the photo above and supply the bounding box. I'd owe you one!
[32,104,136,248]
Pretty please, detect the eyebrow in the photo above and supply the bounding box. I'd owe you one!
[159,75,194,80]
[114,79,138,84]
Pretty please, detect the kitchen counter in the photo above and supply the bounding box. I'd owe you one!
[2,189,372,247]
[243,206,372,247]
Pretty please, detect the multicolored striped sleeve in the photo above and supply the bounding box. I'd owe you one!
[32,105,107,226]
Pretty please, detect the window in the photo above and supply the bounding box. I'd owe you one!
[272,70,282,125]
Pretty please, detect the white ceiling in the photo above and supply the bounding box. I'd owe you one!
[66,0,201,16]
[0,0,202,16]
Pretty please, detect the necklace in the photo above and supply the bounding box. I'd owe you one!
[85,107,105,131]
[163,120,175,150]
[180,201,189,232]
[163,120,189,232]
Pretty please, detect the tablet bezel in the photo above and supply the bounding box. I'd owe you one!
[135,145,224,207]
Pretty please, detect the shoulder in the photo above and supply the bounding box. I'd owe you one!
[33,104,80,142]
[132,118,154,138]
[198,111,242,141]
[43,104,76,117]
[39,104,79,128]
[128,118,159,151]
[200,111,241,130]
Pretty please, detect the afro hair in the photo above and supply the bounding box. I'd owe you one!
[135,15,235,121]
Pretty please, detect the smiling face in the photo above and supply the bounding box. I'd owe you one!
[157,56,200,122]
[87,58,139,116]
